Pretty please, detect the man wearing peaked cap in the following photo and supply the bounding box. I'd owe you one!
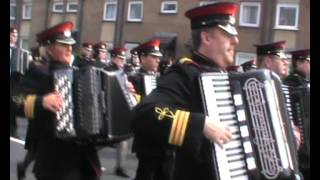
[10,21,102,180]
[105,47,128,71]
[284,49,310,87]
[130,2,239,180]
[240,59,257,72]
[92,42,108,67]
[73,42,96,68]
[283,49,310,180]
[255,40,291,79]
[124,48,141,76]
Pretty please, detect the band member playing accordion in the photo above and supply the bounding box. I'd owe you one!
[11,22,102,180]
[131,2,238,180]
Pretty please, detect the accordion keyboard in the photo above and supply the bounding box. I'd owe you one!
[200,73,255,180]
[53,69,76,138]
[143,75,157,95]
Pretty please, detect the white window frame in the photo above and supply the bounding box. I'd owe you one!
[275,3,299,30]
[235,52,256,65]
[67,2,78,13]
[10,3,16,20]
[161,1,178,14]
[127,1,143,22]
[52,2,64,13]
[103,1,117,21]
[239,2,261,27]
[199,1,217,6]
[22,3,32,20]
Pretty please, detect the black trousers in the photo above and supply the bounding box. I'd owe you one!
[134,152,174,180]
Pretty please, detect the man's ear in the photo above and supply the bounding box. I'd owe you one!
[200,31,211,46]
[263,56,273,69]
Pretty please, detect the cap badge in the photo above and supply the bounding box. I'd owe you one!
[64,30,71,37]
[155,46,160,51]
[229,16,235,25]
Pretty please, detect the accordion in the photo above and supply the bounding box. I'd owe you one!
[199,69,301,180]
[53,66,137,144]
[142,74,158,95]
[288,84,310,163]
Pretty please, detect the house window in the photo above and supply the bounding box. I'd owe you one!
[103,2,117,21]
[67,2,78,13]
[239,2,261,27]
[199,1,217,6]
[161,1,178,14]
[10,3,16,20]
[52,2,64,13]
[22,3,32,20]
[275,3,299,30]
[235,52,256,65]
[128,1,143,22]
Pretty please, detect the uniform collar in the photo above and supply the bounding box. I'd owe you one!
[49,60,71,71]
[139,67,157,75]
[192,51,223,72]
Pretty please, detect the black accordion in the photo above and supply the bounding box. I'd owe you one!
[199,69,301,180]
[53,66,137,144]
[287,84,310,165]
[142,74,158,95]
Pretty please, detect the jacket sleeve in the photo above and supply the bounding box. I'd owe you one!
[131,64,206,153]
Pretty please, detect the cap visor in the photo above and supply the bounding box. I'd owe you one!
[150,51,163,57]
[117,55,126,59]
[217,24,238,36]
[276,52,288,59]
[56,38,76,45]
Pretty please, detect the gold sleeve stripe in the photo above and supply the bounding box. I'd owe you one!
[172,111,186,145]
[168,110,181,145]
[24,95,37,119]
[178,112,190,146]
[134,94,141,103]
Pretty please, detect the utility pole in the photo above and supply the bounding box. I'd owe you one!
[114,0,126,47]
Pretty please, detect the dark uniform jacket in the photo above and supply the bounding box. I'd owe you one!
[283,71,309,88]
[131,51,223,180]
[11,59,101,179]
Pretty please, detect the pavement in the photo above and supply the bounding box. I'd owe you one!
[10,117,138,180]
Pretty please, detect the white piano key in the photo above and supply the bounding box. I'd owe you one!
[220,114,237,120]
[214,86,231,91]
[218,106,235,114]
[230,175,248,180]
[227,154,245,162]
[224,140,242,149]
[214,144,233,180]
[215,92,232,99]
[216,99,234,106]
[246,157,257,170]
[225,148,243,156]
[212,80,230,86]
[240,126,249,138]
[233,94,243,106]
[228,126,240,133]
[228,160,246,171]
[237,110,246,122]
[230,169,247,178]
[243,141,253,154]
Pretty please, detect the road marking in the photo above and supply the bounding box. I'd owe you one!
[10,137,25,145]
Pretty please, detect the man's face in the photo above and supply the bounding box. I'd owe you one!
[202,27,239,69]
[81,47,92,58]
[296,60,310,76]
[98,51,107,61]
[48,43,73,65]
[265,55,290,78]
[10,32,18,44]
[112,56,126,69]
[141,55,160,72]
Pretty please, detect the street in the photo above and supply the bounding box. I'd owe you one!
[10,117,138,180]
